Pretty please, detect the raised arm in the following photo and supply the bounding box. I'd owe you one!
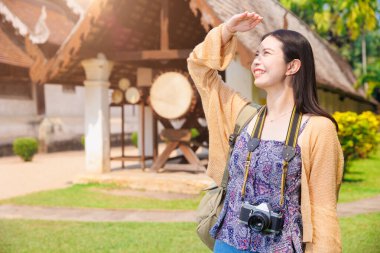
[187,12,263,133]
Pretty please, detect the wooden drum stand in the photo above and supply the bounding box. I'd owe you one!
[149,71,207,173]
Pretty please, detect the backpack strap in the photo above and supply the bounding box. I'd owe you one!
[221,102,261,190]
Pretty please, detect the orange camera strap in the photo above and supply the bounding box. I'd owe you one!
[240,105,302,207]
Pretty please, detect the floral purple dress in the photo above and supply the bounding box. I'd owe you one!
[210,120,309,253]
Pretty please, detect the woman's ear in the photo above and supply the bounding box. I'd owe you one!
[286,59,301,76]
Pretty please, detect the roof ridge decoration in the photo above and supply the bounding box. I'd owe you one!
[65,0,84,17]
[0,2,50,44]
[29,6,50,44]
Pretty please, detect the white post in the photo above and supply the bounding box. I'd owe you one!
[226,55,254,101]
[81,53,114,173]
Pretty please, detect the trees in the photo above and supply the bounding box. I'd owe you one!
[280,0,380,99]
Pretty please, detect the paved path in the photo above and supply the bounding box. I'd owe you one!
[0,205,196,222]
[0,194,379,222]
[337,195,380,217]
[0,151,85,200]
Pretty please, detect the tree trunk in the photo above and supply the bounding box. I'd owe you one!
[361,32,368,93]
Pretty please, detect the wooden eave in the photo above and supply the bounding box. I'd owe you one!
[2,0,77,46]
[29,0,110,85]
[0,25,33,68]
[0,0,81,74]
[31,0,207,87]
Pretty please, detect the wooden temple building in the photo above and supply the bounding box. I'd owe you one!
[0,0,377,173]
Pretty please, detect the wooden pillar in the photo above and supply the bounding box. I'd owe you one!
[32,82,46,115]
[32,82,47,152]
[160,0,169,50]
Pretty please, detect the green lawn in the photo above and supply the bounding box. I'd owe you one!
[0,183,202,210]
[340,212,380,253]
[0,212,379,253]
[0,220,209,253]
[339,148,380,203]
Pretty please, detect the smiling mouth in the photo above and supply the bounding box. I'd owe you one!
[254,70,265,78]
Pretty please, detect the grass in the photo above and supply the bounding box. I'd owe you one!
[0,212,379,253]
[339,148,380,203]
[0,183,202,210]
[340,212,380,253]
[0,220,209,253]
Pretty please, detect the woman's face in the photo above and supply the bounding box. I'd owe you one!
[251,36,289,89]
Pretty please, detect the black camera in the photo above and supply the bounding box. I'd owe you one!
[238,202,284,234]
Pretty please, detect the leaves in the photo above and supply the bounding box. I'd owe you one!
[279,0,379,45]
[314,11,332,33]
[12,137,38,162]
[356,60,380,96]
[333,111,380,165]
[279,0,380,99]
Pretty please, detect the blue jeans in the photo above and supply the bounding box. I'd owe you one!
[213,240,257,253]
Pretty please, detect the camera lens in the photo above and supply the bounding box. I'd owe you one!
[248,212,270,232]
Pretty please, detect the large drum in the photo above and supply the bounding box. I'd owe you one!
[150,72,196,120]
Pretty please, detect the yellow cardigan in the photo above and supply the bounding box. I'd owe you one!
[187,24,344,253]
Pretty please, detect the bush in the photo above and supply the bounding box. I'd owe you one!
[12,137,38,162]
[190,128,200,139]
[131,132,138,147]
[333,111,380,177]
[81,135,85,148]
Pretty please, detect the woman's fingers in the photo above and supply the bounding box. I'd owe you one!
[228,11,263,32]
[234,11,248,22]
[246,12,261,19]
[250,18,263,28]
[241,12,262,25]
[251,15,263,27]
[246,12,257,19]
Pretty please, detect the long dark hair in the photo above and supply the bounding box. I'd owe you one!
[262,30,338,130]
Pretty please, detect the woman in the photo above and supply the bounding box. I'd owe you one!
[187,12,343,253]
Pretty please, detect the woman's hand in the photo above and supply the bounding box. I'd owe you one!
[222,12,263,44]
[226,12,263,33]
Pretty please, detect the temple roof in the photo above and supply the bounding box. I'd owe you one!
[27,0,207,87]
[0,0,374,104]
[0,27,32,67]
[0,0,80,45]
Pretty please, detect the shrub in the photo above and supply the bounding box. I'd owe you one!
[12,137,38,162]
[333,111,380,177]
[190,128,200,139]
[131,132,138,147]
[81,135,85,148]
